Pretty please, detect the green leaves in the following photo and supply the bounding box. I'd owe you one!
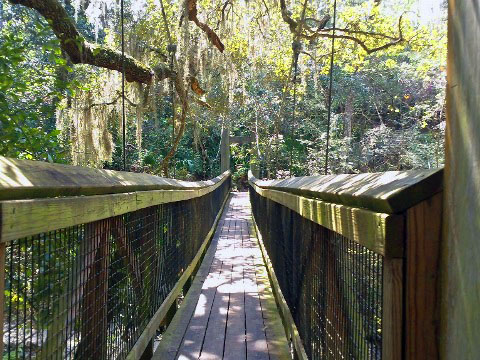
[0,22,71,163]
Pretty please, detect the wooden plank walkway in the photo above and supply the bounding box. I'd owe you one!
[153,192,290,360]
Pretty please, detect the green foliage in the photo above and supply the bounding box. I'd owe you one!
[0,20,73,162]
[1,0,446,178]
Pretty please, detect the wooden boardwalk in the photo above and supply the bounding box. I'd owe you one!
[154,192,290,360]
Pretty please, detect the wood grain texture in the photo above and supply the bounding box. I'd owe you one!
[0,172,230,243]
[178,258,226,359]
[383,258,403,360]
[249,180,404,257]
[251,254,291,360]
[199,217,234,360]
[79,221,110,358]
[0,156,229,200]
[441,1,480,358]
[405,193,442,359]
[155,193,289,360]
[252,216,309,360]
[222,217,247,360]
[126,191,230,360]
[152,216,227,360]
[223,262,247,360]
[0,243,5,356]
[249,169,443,214]
[244,264,269,360]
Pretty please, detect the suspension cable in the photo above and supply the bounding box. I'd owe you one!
[324,0,337,175]
[168,44,176,177]
[160,0,177,177]
[121,0,126,171]
[287,0,307,176]
[290,41,301,174]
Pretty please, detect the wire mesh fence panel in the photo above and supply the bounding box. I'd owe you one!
[3,179,229,359]
[249,187,383,360]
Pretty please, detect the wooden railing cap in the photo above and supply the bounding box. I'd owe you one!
[0,156,230,200]
[249,168,443,214]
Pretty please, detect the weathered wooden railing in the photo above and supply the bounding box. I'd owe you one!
[0,157,230,359]
[249,169,443,360]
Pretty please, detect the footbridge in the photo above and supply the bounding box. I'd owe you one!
[0,157,442,359]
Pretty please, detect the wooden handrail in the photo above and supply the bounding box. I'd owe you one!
[0,159,232,359]
[249,170,405,257]
[0,156,229,200]
[249,169,443,360]
[0,158,231,242]
[250,168,443,214]
[248,168,443,257]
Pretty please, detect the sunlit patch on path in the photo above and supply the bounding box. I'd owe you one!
[154,192,290,360]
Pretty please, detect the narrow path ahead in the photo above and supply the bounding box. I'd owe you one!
[154,192,290,360]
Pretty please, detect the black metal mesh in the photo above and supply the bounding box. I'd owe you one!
[249,187,383,360]
[3,179,230,359]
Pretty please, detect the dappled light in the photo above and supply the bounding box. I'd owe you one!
[0,156,230,200]
[251,167,443,213]
[249,167,442,358]
[157,193,276,360]
[0,0,456,358]
[0,157,33,187]
[0,170,232,359]
[0,0,446,178]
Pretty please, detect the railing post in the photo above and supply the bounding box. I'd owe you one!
[77,220,110,359]
[383,258,404,360]
[405,193,442,359]
[0,242,5,356]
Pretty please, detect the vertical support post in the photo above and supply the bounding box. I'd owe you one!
[0,242,5,356]
[443,1,480,357]
[183,276,192,294]
[324,238,350,358]
[220,126,230,173]
[405,193,442,359]
[78,220,110,359]
[162,299,177,327]
[382,257,403,360]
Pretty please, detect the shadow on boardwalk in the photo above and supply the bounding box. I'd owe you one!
[154,192,290,360]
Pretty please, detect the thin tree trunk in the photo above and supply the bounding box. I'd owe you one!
[0,2,4,30]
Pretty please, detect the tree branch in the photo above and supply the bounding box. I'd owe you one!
[278,0,404,55]
[305,15,405,54]
[86,94,122,109]
[9,0,174,84]
[160,74,189,175]
[86,92,139,109]
[187,0,225,52]
[320,27,398,40]
[279,0,298,32]
[11,0,213,177]
[145,45,168,61]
